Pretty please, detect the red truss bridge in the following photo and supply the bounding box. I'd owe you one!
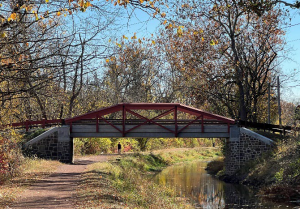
[10,103,235,138]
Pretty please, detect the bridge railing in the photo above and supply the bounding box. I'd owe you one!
[238,120,292,135]
[70,118,229,125]
[7,119,64,131]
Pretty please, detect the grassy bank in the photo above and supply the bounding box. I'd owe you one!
[242,135,300,202]
[207,132,300,203]
[75,147,221,208]
[0,158,62,208]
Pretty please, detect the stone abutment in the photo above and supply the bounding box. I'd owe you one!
[225,127,274,175]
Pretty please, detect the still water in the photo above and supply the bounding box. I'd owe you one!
[154,160,297,209]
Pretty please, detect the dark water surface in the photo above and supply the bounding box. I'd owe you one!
[154,160,298,209]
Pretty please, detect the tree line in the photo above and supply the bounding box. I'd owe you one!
[0,0,299,126]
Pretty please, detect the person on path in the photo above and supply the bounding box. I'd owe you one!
[118,142,121,154]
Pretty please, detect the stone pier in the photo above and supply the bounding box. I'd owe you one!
[225,127,274,175]
[24,126,73,163]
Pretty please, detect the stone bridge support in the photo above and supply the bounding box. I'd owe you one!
[225,126,274,175]
[24,126,73,163]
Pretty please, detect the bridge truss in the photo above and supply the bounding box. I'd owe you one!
[9,103,235,138]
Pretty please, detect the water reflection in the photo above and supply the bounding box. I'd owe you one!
[154,160,293,209]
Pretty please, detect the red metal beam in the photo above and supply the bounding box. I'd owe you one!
[122,105,126,137]
[178,104,235,124]
[178,115,202,134]
[100,117,122,133]
[65,104,122,123]
[201,115,204,133]
[123,103,180,110]
[125,108,175,134]
[96,115,99,133]
[8,103,235,134]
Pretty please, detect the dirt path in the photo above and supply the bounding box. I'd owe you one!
[9,155,110,209]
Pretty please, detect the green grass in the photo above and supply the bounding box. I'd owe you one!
[153,147,222,164]
[233,135,300,201]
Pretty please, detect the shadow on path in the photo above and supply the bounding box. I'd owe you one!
[9,155,109,209]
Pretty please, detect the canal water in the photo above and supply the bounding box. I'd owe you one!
[154,160,296,209]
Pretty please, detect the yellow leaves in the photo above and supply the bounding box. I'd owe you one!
[1,32,7,38]
[131,33,137,39]
[166,23,173,29]
[161,12,166,18]
[138,38,142,44]
[139,0,144,3]
[8,13,17,21]
[32,11,39,20]
[45,0,49,3]
[177,26,184,37]
[85,1,92,8]
[122,35,128,40]
[108,38,111,43]
[151,40,155,45]
[210,40,218,45]
[106,59,110,63]
[201,37,204,42]
[116,42,122,48]
[163,20,167,25]
[57,11,61,16]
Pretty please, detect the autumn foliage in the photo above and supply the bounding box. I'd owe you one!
[0,129,23,184]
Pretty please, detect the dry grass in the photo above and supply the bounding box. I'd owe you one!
[74,162,129,209]
[74,150,204,209]
[0,158,62,209]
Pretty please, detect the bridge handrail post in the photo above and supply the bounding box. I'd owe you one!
[174,105,178,137]
[25,120,29,132]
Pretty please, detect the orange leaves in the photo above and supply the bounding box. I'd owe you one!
[7,13,17,21]
[161,12,166,18]
[166,23,173,29]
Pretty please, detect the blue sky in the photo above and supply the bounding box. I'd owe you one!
[280,6,300,103]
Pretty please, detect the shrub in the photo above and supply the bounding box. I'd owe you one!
[0,128,23,184]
